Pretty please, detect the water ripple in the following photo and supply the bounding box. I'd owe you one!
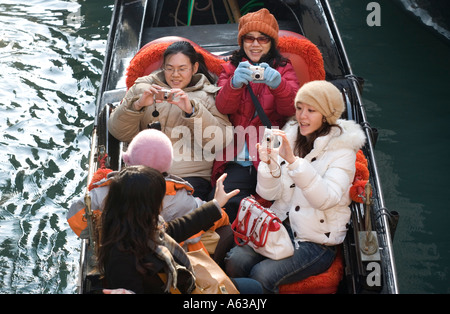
[0,0,113,293]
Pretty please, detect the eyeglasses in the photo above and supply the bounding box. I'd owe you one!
[163,67,191,75]
[242,35,271,44]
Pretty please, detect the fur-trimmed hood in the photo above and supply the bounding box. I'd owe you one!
[283,118,366,160]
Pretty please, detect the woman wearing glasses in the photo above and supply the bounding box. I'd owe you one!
[108,41,232,199]
[211,8,300,221]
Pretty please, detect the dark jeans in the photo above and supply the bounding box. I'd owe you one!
[208,163,257,222]
[225,242,337,293]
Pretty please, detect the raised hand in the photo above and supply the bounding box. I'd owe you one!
[213,173,240,208]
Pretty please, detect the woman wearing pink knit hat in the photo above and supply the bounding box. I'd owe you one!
[212,8,300,221]
[68,129,234,265]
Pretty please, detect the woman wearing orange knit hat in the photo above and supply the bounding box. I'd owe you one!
[212,8,300,221]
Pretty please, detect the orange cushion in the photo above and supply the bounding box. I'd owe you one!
[278,30,326,86]
[125,31,325,89]
[125,36,225,89]
[279,247,344,294]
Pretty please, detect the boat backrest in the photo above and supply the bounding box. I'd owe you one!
[277,30,325,86]
[125,31,325,89]
[125,36,225,89]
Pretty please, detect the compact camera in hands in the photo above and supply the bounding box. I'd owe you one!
[249,65,264,80]
[262,128,281,149]
[155,89,173,101]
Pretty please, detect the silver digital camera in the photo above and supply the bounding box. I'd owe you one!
[249,65,264,80]
[155,89,173,101]
[262,128,280,149]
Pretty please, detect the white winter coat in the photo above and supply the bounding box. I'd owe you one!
[256,119,366,246]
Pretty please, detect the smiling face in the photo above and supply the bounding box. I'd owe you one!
[295,102,325,138]
[242,31,272,63]
[163,52,198,89]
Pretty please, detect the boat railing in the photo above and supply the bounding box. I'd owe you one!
[321,0,399,293]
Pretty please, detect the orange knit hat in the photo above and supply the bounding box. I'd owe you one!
[238,8,279,45]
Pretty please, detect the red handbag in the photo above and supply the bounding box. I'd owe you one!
[231,196,294,260]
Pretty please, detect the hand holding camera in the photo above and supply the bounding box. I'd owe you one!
[232,61,282,89]
[133,85,173,111]
[152,86,192,115]
[261,128,281,150]
[232,61,253,88]
[257,129,297,166]
[252,63,281,89]
[249,65,264,80]
[154,88,174,101]
[257,128,280,165]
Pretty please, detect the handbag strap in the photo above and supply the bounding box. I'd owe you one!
[247,84,272,128]
[250,213,281,248]
[231,212,251,246]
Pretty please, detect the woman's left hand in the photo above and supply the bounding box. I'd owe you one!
[214,173,240,208]
[169,88,194,115]
[270,129,297,164]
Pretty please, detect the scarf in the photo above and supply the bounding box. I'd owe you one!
[147,216,195,293]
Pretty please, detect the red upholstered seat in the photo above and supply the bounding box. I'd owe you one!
[279,247,344,294]
[277,30,325,86]
[125,31,325,89]
[126,36,226,89]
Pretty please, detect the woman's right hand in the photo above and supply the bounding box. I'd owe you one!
[214,173,240,208]
[231,61,253,88]
[133,84,162,111]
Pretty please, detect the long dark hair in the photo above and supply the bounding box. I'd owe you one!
[163,40,216,84]
[97,165,166,276]
[229,33,289,68]
[294,123,342,158]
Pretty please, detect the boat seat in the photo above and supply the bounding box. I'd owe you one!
[125,31,325,89]
[126,36,226,89]
[279,246,344,294]
[277,30,325,86]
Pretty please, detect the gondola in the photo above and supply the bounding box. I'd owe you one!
[77,0,399,294]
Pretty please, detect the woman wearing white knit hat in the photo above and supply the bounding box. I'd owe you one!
[225,80,366,293]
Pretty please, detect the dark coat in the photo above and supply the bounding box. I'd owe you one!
[104,201,222,294]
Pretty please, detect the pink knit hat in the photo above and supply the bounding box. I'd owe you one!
[122,129,173,173]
